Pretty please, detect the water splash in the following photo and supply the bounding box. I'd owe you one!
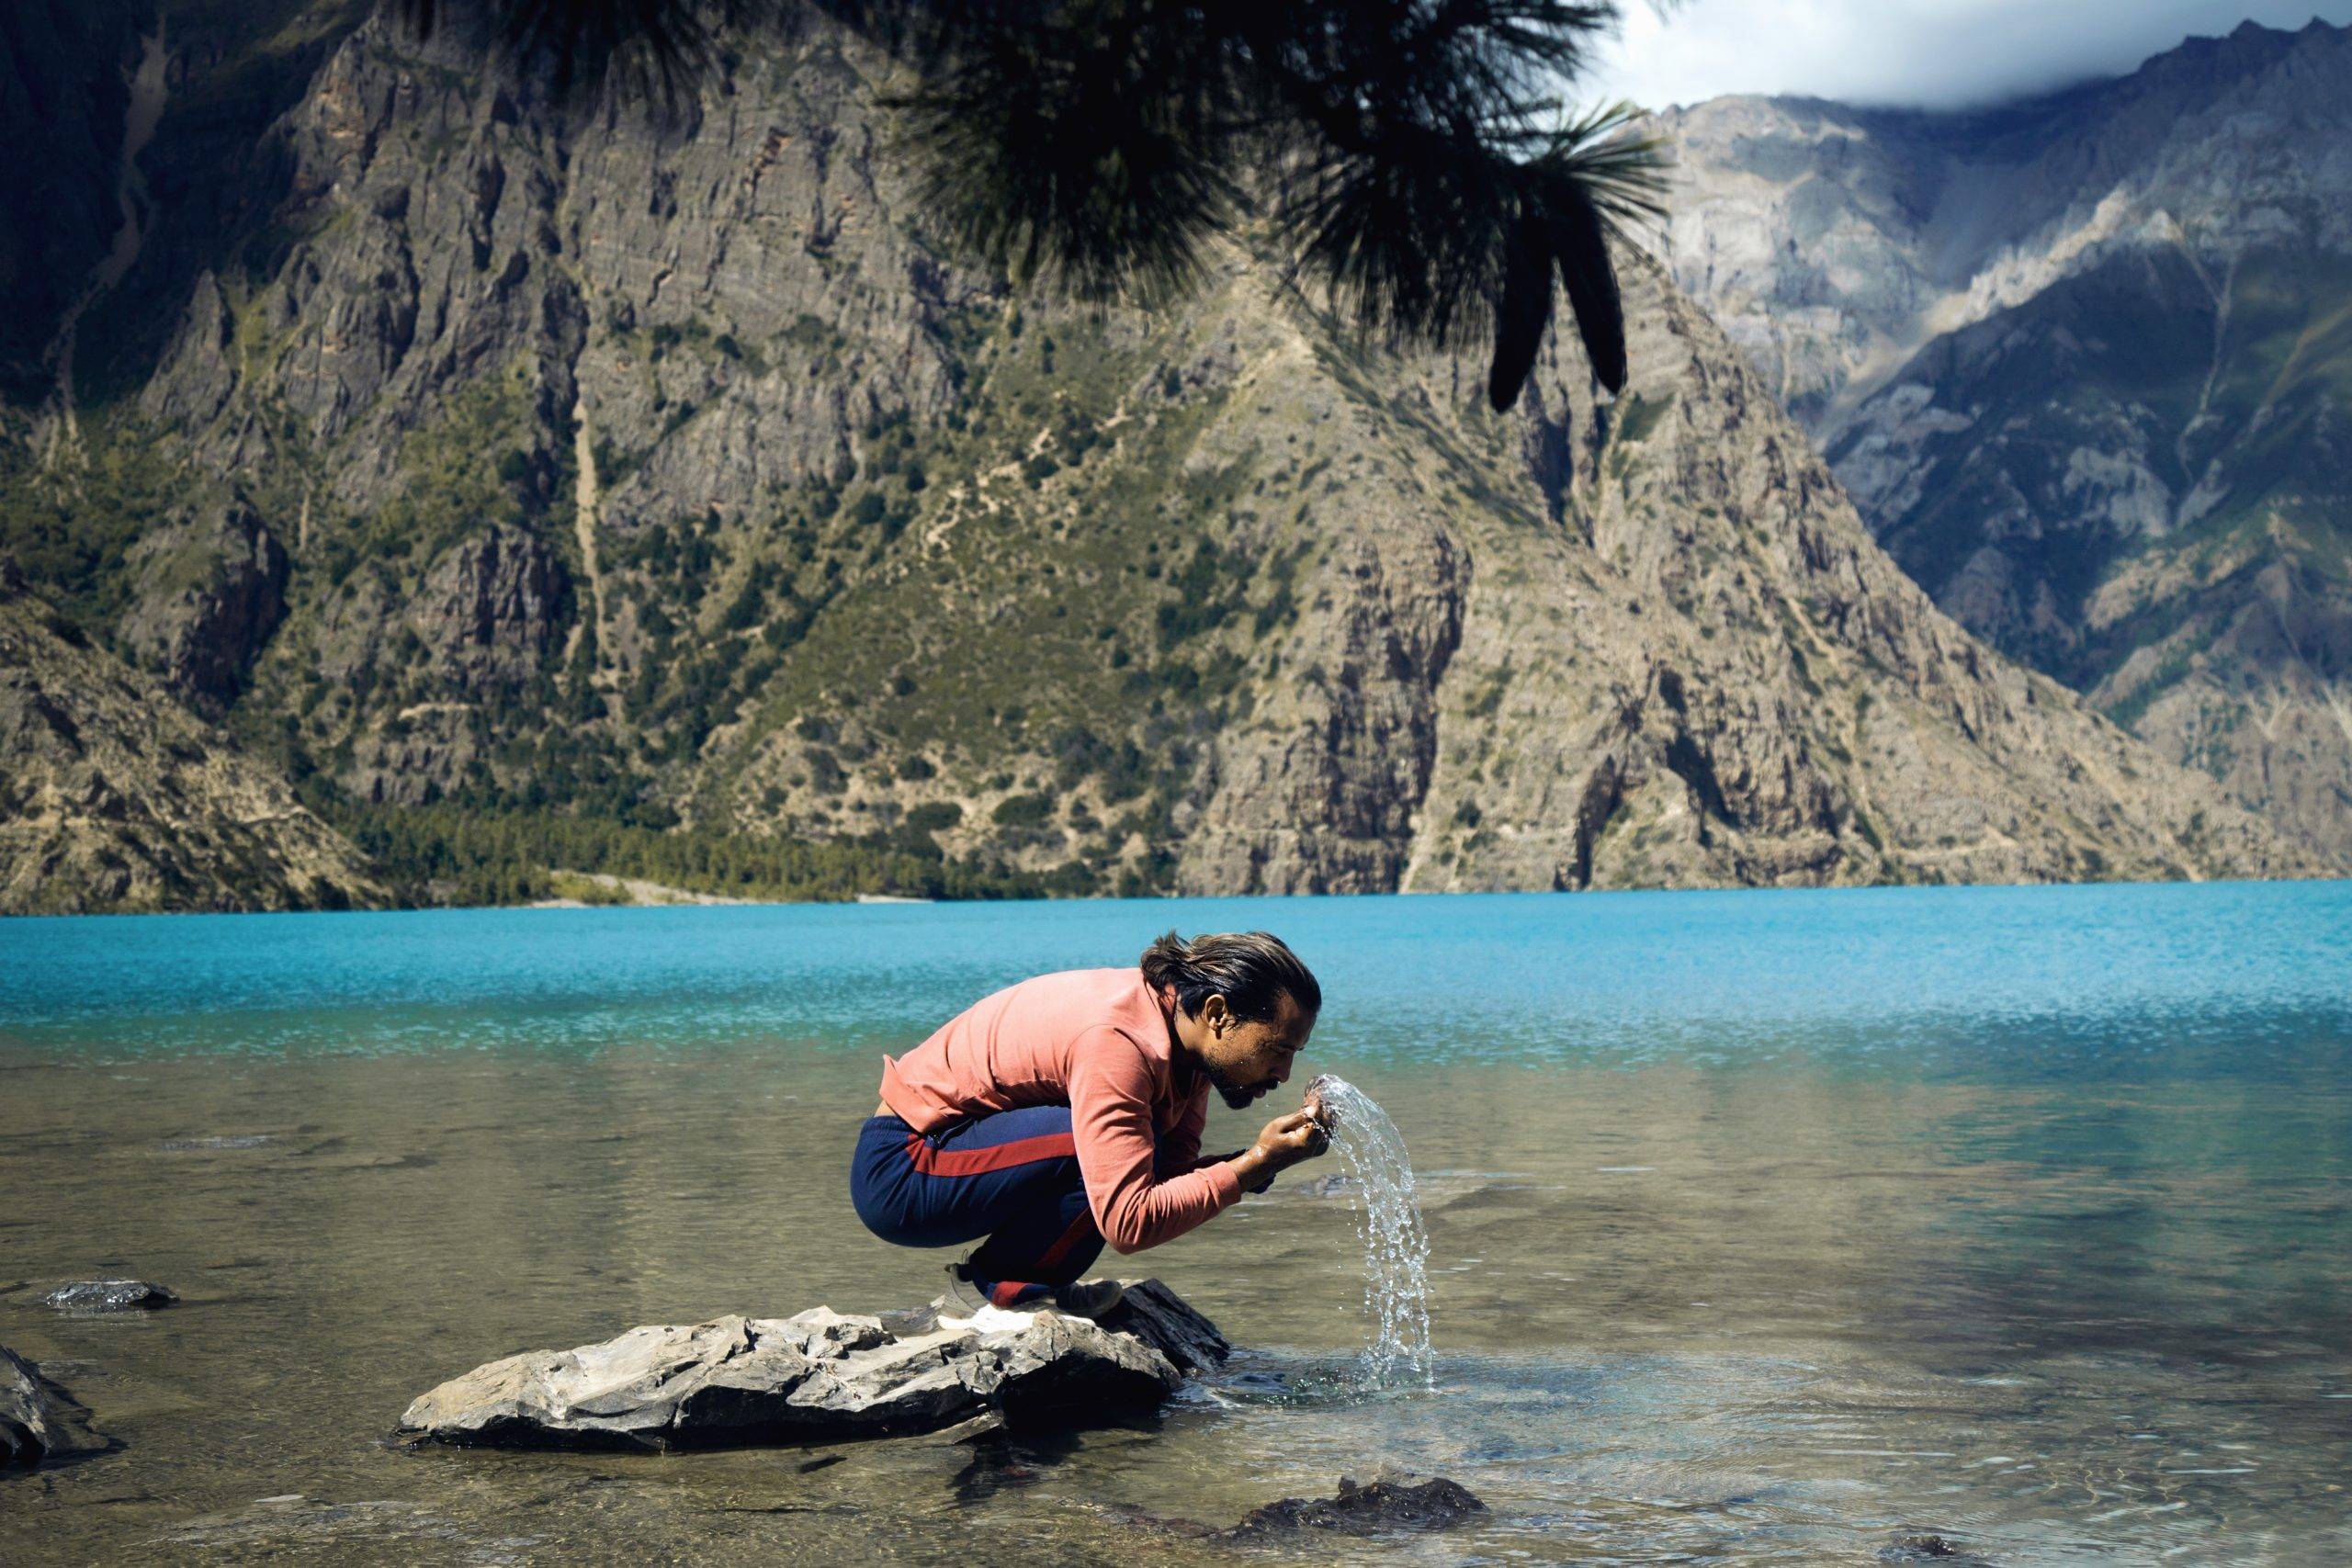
[1307,1074,1434,1387]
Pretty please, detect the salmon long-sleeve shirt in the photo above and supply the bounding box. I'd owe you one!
[877,966,1243,1253]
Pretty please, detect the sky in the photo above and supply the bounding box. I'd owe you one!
[1582,0,2352,111]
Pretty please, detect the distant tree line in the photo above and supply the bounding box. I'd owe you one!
[331,801,1103,907]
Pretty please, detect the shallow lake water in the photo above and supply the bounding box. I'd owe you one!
[3,883,2349,1563]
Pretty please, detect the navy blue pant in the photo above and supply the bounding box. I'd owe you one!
[851,1108,1105,1306]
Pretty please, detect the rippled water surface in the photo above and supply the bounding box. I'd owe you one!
[4,883,2349,1563]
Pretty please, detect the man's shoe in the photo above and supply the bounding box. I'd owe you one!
[941,1261,1125,1320]
[941,1260,998,1314]
[1044,1277,1125,1319]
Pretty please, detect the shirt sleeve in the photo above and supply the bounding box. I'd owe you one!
[1069,1027,1243,1253]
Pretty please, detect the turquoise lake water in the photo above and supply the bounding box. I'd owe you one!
[3,881,2349,1562]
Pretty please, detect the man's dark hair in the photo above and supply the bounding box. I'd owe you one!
[1139,930,1320,1024]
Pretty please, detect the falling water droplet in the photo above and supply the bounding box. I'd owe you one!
[1306,1073,1433,1388]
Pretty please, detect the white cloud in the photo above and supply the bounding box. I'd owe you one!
[1578,0,2352,111]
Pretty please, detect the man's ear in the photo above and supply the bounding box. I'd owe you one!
[1203,994,1229,1034]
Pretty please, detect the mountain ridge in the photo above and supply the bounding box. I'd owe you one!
[0,3,2315,910]
[1653,17,2352,867]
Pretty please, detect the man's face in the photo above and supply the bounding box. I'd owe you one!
[1196,992,1316,1111]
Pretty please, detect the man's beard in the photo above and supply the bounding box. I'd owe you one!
[1207,1061,1271,1111]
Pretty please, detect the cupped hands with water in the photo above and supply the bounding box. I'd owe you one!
[1230,1099,1332,1191]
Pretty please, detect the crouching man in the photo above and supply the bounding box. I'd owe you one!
[851,930,1329,1316]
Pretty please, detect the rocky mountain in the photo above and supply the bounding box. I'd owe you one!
[0,560,382,913]
[0,3,2312,909]
[1655,20,2352,867]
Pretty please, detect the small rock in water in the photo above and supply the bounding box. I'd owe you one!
[1293,1173,1357,1199]
[43,1280,178,1313]
[1882,1534,1996,1564]
[1306,1074,1435,1385]
[1222,1475,1487,1539]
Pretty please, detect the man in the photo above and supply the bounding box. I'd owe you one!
[851,930,1329,1317]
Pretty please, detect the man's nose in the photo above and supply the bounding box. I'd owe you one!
[1272,1057,1291,1083]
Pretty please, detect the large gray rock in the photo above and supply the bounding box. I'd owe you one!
[398,1279,1227,1451]
[3,1345,107,1469]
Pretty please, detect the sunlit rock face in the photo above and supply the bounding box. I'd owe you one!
[1656,20,2352,866]
[0,565,384,915]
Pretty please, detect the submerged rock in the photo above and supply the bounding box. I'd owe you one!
[398,1279,1227,1451]
[1222,1475,1487,1539]
[43,1280,178,1313]
[1882,1534,1998,1565]
[3,1345,108,1469]
[1293,1173,1358,1199]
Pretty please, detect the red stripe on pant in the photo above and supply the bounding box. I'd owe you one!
[903,1129,1077,1178]
[1036,1206,1101,1274]
[989,1206,1103,1305]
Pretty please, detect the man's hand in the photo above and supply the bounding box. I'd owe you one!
[1259,1107,1332,1165]
[1228,1109,1329,1192]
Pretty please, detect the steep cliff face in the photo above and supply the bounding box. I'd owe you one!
[1655,20,2352,865]
[0,7,2311,907]
[0,0,140,405]
[0,564,382,914]
[115,494,290,714]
